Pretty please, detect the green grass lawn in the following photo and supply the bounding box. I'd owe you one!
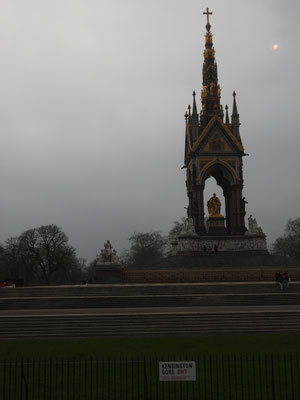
[1,336,300,399]
[1,334,300,359]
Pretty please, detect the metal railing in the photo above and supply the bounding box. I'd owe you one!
[1,353,299,399]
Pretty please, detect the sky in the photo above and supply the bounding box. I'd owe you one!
[0,0,299,262]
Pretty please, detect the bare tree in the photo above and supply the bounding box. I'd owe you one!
[121,231,167,267]
[18,224,80,285]
[272,218,300,260]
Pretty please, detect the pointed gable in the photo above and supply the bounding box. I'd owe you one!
[191,117,244,154]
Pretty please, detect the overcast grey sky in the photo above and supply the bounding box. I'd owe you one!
[0,0,299,261]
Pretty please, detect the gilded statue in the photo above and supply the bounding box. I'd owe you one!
[206,32,212,43]
[207,193,223,217]
[209,82,214,95]
[217,85,221,97]
[203,85,208,97]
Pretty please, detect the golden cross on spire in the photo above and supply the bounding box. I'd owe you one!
[203,7,212,25]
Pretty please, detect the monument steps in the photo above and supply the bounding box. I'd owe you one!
[1,292,300,310]
[0,282,299,298]
[1,283,299,339]
[1,312,300,340]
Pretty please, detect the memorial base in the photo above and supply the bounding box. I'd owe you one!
[95,263,123,284]
[173,233,268,256]
[206,217,226,235]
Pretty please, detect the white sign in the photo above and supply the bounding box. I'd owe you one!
[159,361,196,381]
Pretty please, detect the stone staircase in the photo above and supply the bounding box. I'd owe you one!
[0,282,299,310]
[1,292,300,310]
[0,282,299,339]
[1,282,298,297]
[1,310,300,340]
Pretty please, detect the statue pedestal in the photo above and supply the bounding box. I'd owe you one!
[175,233,268,256]
[94,240,122,284]
[207,217,226,235]
[95,262,123,284]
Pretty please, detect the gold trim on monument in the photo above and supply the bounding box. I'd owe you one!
[191,115,218,151]
[217,117,244,151]
[220,158,238,172]
[197,158,239,184]
[191,116,244,153]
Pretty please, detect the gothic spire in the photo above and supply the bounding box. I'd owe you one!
[200,8,222,124]
[192,91,198,116]
[232,91,238,116]
[225,104,230,125]
[231,91,241,141]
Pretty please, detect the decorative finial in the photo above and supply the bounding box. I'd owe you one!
[188,104,191,117]
[232,91,239,120]
[184,111,188,121]
[231,92,240,137]
[192,91,198,116]
[203,7,212,31]
[225,104,230,125]
[233,91,236,98]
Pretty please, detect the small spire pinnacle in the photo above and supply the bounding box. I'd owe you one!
[188,104,191,117]
[225,105,230,125]
[232,91,238,115]
[192,91,198,116]
[231,91,241,140]
[184,111,188,121]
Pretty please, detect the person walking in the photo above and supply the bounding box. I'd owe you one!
[282,272,290,289]
[275,272,283,289]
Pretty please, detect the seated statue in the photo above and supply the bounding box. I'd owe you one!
[207,193,223,218]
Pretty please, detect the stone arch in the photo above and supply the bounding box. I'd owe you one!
[192,160,245,235]
[198,159,238,186]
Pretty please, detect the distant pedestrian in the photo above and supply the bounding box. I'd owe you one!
[282,272,290,289]
[275,272,283,289]
[275,272,280,284]
[214,244,218,256]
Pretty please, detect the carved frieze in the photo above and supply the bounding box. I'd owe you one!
[175,236,267,253]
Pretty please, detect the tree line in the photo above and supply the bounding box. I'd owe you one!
[0,225,83,286]
[0,218,299,286]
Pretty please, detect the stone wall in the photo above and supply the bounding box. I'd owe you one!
[174,234,268,255]
[124,266,300,283]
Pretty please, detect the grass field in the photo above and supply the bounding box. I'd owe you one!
[1,334,300,359]
[1,336,300,399]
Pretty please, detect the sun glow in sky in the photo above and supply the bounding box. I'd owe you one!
[273,43,279,50]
